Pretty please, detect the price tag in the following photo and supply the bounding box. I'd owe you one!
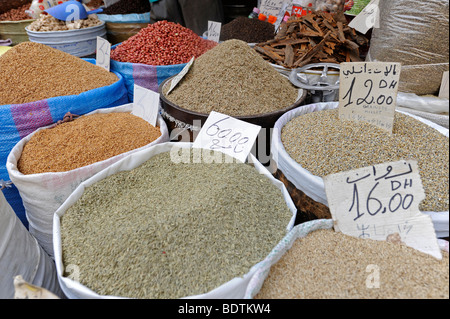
[192,111,261,163]
[132,85,159,127]
[207,21,221,43]
[103,0,121,7]
[324,160,442,260]
[438,71,449,99]
[166,56,195,95]
[259,0,287,17]
[96,36,111,72]
[348,0,380,34]
[339,61,401,133]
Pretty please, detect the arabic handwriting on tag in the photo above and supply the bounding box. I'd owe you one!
[324,160,442,260]
[339,62,401,133]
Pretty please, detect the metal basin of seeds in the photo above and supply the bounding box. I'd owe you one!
[159,75,307,139]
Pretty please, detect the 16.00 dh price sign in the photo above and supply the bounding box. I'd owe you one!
[324,160,442,259]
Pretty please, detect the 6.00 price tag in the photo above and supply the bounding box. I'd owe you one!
[324,160,442,259]
[193,111,261,163]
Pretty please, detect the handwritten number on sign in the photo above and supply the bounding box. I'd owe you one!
[347,163,416,221]
[357,80,374,105]
[206,117,249,154]
[342,77,355,107]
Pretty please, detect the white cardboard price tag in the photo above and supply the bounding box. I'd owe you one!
[103,0,121,7]
[438,71,449,99]
[324,160,442,260]
[207,21,221,43]
[166,56,195,95]
[348,0,380,34]
[259,0,286,16]
[132,85,159,127]
[339,61,401,133]
[96,36,111,72]
[193,111,261,163]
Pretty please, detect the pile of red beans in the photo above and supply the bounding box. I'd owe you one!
[0,3,32,21]
[110,20,217,66]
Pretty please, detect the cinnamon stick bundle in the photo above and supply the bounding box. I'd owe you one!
[254,11,369,68]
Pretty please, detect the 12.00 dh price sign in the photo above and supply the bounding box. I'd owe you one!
[339,62,401,134]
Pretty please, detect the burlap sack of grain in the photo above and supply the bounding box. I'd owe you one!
[6,103,169,258]
[52,142,297,299]
[366,0,449,95]
[271,102,449,238]
[0,191,65,299]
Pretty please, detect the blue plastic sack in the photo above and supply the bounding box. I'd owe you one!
[0,58,128,228]
[110,44,186,102]
[97,12,151,23]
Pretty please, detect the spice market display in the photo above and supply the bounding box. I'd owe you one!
[0,0,449,302]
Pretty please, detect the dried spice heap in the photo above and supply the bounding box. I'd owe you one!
[102,0,150,15]
[255,229,449,299]
[0,42,118,105]
[220,16,275,43]
[18,112,161,174]
[255,11,368,68]
[61,150,292,299]
[0,3,32,21]
[165,39,299,117]
[281,109,449,212]
[111,20,217,66]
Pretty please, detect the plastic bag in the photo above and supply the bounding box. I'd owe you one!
[52,142,297,299]
[7,103,169,258]
[366,0,449,95]
[396,92,449,129]
[97,12,150,23]
[271,102,449,237]
[27,0,62,19]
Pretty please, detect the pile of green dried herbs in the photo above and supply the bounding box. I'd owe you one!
[61,149,292,298]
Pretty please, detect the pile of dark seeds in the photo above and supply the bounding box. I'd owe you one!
[102,0,150,15]
[220,16,275,43]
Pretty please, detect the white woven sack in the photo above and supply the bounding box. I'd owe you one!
[271,102,449,238]
[0,191,64,299]
[244,219,450,299]
[53,142,297,299]
[7,103,169,257]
